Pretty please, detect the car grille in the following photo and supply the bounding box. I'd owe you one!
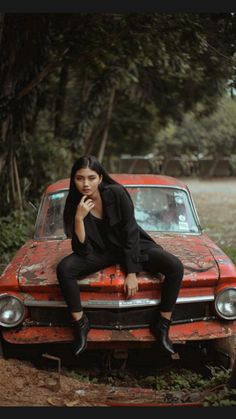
[24,302,215,329]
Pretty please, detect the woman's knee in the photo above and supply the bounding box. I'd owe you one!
[56,258,67,281]
[56,253,87,285]
[170,255,184,279]
[56,255,75,281]
[157,250,184,279]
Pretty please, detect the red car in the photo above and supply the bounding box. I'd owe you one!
[0,174,236,366]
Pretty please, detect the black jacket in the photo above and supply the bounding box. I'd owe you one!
[71,183,162,273]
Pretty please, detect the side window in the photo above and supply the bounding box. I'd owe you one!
[35,191,68,238]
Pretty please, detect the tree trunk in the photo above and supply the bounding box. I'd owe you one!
[209,155,220,177]
[84,118,107,155]
[70,71,93,152]
[3,124,23,213]
[0,13,4,47]
[0,76,23,214]
[6,116,23,211]
[98,87,115,163]
[54,63,69,138]
[76,67,122,153]
[161,156,170,174]
[0,48,70,124]
[13,155,23,212]
[0,71,20,213]
[27,100,40,137]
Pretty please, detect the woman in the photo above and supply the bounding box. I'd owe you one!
[56,155,184,356]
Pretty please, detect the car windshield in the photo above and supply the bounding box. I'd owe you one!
[34,186,200,239]
[127,187,199,233]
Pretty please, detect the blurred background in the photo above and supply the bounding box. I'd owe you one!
[1,12,236,270]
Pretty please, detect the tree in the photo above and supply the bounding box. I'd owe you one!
[0,14,53,213]
[154,96,236,160]
[1,13,236,215]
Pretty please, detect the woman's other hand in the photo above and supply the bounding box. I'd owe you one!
[124,273,138,298]
[75,196,95,221]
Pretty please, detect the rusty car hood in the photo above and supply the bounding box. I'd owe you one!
[17,233,222,292]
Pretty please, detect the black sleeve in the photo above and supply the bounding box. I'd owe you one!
[64,200,93,256]
[71,230,93,256]
[118,188,142,274]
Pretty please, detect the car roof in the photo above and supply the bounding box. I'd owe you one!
[45,174,188,194]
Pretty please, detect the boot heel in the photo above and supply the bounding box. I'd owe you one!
[150,315,176,355]
[73,314,90,356]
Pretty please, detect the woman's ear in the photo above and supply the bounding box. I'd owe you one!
[99,175,103,184]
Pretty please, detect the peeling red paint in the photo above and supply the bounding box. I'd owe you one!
[1,174,236,350]
[16,233,221,293]
[3,320,236,345]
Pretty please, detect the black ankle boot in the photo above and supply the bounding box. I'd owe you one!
[73,314,90,356]
[150,315,175,355]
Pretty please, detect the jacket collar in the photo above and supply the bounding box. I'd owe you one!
[100,185,121,226]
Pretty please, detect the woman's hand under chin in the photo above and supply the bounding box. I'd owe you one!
[75,195,95,221]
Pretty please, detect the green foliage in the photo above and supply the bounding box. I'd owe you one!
[155,96,236,158]
[142,368,209,391]
[16,131,75,204]
[203,388,236,406]
[0,210,35,274]
[137,366,231,394]
[206,365,231,386]
[1,13,236,216]
[221,247,236,265]
[63,369,90,383]
[107,99,159,156]
[62,363,236,405]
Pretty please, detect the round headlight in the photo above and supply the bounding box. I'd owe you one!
[0,294,25,327]
[215,288,236,320]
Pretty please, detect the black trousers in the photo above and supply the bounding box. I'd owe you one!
[56,246,184,314]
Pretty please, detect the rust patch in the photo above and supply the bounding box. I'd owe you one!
[3,320,236,345]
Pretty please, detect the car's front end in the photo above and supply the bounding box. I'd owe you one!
[1,175,236,366]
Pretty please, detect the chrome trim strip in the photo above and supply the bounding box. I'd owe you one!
[24,295,214,309]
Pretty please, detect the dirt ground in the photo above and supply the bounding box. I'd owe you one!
[0,177,236,407]
[0,357,207,407]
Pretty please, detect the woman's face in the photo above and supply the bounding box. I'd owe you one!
[74,167,102,197]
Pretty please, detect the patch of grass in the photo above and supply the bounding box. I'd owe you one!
[58,363,236,405]
[201,223,219,230]
[203,388,236,407]
[140,366,230,392]
[140,369,207,391]
[62,368,90,383]
[221,247,236,265]
[141,367,236,406]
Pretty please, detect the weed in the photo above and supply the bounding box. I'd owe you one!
[221,246,236,264]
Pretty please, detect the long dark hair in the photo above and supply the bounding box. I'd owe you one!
[63,155,121,237]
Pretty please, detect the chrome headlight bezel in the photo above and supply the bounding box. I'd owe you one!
[0,294,25,327]
[215,287,236,320]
